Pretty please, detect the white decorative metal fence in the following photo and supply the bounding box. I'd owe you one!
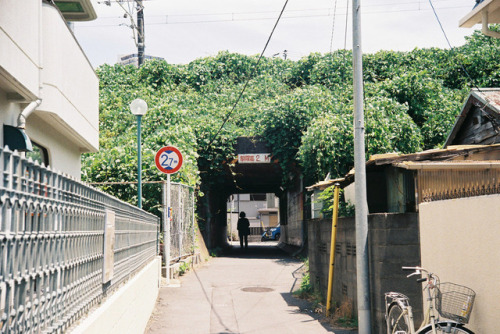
[0,147,159,334]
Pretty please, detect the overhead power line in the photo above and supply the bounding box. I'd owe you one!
[428,0,495,112]
[344,0,350,50]
[428,0,480,87]
[95,0,465,20]
[79,3,471,28]
[329,0,339,53]
[206,0,290,149]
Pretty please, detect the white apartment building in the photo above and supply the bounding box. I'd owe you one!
[0,0,99,179]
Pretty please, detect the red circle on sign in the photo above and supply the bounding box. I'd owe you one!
[155,146,183,174]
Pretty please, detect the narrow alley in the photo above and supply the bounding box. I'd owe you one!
[145,242,356,334]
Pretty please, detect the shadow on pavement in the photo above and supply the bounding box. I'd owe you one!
[280,292,358,334]
[203,241,358,334]
[218,241,301,261]
[216,242,357,333]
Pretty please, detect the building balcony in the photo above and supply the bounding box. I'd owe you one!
[39,2,99,153]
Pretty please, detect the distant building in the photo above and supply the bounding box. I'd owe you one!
[1,0,99,179]
[117,53,165,67]
[227,193,279,238]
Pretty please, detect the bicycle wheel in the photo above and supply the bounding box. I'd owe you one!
[387,302,411,334]
[418,322,474,334]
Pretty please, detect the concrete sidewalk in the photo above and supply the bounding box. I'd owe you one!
[145,242,357,334]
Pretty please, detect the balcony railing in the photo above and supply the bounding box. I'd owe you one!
[0,147,159,333]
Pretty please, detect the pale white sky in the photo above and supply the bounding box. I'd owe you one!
[74,0,480,67]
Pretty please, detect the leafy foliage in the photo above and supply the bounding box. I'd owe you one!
[82,29,499,216]
[298,94,422,183]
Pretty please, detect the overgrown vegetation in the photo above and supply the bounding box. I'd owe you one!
[82,27,500,216]
[331,298,358,329]
[293,259,314,298]
[293,258,323,311]
[178,261,190,276]
[293,258,358,329]
[209,247,223,257]
[317,187,355,218]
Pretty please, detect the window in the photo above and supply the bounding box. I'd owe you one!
[250,194,266,201]
[26,141,49,166]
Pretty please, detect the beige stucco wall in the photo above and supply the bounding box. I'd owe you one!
[419,194,500,333]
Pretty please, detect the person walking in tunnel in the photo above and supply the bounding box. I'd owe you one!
[237,211,250,249]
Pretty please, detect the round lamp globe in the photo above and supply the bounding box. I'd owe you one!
[129,98,148,116]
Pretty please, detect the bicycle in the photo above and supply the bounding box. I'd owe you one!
[385,266,475,334]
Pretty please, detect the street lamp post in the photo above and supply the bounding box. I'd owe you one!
[130,98,148,208]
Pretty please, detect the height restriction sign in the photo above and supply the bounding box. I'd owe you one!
[155,146,183,174]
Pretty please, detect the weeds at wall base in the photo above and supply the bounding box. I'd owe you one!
[293,260,357,330]
[178,261,191,276]
[330,297,358,329]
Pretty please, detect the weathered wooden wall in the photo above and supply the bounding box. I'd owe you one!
[453,105,500,145]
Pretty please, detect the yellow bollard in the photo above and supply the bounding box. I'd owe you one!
[326,184,340,317]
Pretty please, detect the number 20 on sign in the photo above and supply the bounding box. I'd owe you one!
[155,146,183,174]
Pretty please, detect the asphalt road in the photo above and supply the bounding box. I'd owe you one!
[145,242,357,334]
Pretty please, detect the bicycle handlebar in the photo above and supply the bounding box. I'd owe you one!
[401,266,438,285]
[402,266,424,271]
[402,266,425,278]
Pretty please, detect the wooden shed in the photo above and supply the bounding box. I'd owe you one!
[445,88,500,146]
[308,144,500,214]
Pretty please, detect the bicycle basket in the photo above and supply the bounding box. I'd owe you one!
[435,282,476,324]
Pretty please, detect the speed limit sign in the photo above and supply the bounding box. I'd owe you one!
[155,146,183,174]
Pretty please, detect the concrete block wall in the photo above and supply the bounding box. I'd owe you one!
[284,188,304,247]
[369,213,422,333]
[308,213,422,333]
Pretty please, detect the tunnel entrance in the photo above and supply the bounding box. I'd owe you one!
[199,137,304,250]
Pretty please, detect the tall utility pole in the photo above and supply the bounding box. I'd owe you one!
[352,0,371,333]
[136,0,145,67]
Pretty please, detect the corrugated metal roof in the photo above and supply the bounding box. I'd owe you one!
[306,144,500,190]
[475,88,500,111]
[393,160,500,170]
[366,143,500,166]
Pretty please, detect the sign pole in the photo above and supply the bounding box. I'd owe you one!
[155,145,183,284]
[166,174,171,284]
[162,180,169,284]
